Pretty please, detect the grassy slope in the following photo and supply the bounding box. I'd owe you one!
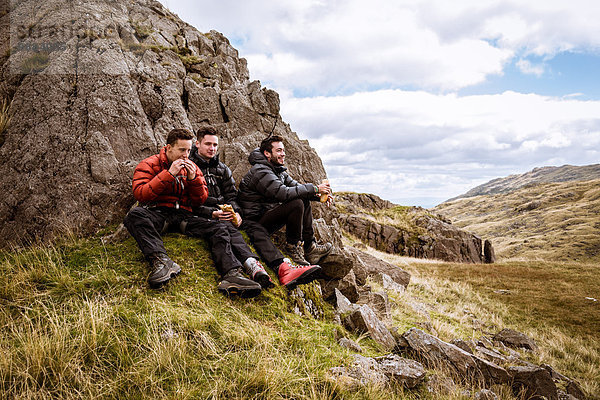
[448,164,600,200]
[2,230,599,399]
[0,235,358,399]
[433,178,600,262]
[365,248,600,399]
[0,233,414,400]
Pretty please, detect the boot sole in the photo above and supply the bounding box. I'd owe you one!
[218,283,262,298]
[148,264,182,289]
[284,265,322,290]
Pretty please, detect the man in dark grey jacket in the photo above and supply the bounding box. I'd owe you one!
[238,135,333,289]
[188,126,273,295]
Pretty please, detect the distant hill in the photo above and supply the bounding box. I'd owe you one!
[446,164,600,201]
[434,177,600,262]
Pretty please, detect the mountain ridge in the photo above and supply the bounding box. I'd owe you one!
[434,174,600,261]
[445,164,600,202]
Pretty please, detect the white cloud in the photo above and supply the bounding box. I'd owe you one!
[281,90,600,206]
[516,59,545,76]
[167,0,600,93]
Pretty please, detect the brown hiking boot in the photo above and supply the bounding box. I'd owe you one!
[147,252,182,289]
[284,242,309,265]
[304,241,333,264]
[217,268,262,298]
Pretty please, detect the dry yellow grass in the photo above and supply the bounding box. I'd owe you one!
[434,179,600,262]
[342,239,600,399]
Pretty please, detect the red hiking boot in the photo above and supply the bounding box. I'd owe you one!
[277,258,322,290]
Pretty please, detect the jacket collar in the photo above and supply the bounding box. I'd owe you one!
[159,147,169,167]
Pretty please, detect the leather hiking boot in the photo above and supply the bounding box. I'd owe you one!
[242,258,274,289]
[277,258,322,290]
[284,242,309,266]
[304,241,333,264]
[218,268,262,298]
[148,253,182,289]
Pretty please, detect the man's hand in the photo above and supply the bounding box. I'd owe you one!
[168,158,187,176]
[317,182,331,195]
[212,209,242,226]
[169,159,196,179]
[233,212,242,227]
[326,194,334,207]
[182,160,196,180]
[212,209,231,221]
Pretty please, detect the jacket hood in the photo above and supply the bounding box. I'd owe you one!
[248,148,287,172]
[247,148,267,165]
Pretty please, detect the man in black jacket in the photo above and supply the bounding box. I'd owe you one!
[188,126,273,294]
[238,135,333,289]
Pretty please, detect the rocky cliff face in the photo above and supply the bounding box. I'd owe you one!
[0,0,326,246]
[329,193,494,264]
[0,0,493,266]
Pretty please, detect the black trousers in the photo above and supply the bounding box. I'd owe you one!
[243,199,315,269]
[124,206,256,276]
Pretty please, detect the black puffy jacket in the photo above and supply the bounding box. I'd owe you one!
[238,148,317,220]
[189,145,240,218]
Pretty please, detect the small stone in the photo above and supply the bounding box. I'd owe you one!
[494,328,538,351]
[338,337,363,353]
[475,389,499,400]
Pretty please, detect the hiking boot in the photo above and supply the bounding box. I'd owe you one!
[277,258,322,290]
[148,253,182,289]
[304,241,333,264]
[284,242,309,266]
[242,258,274,289]
[218,268,262,298]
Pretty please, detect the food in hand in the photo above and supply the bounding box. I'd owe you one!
[218,204,241,225]
[320,179,330,203]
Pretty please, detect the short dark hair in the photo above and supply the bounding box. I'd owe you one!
[196,126,218,141]
[166,128,194,145]
[260,135,284,154]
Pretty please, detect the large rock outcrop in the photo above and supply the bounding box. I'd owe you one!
[332,193,493,263]
[0,0,326,246]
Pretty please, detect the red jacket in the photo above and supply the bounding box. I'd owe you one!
[132,147,208,211]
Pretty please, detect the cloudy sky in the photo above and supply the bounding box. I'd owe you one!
[165,0,600,208]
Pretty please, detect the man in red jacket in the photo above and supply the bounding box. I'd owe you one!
[124,128,262,297]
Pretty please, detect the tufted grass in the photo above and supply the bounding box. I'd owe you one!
[371,246,600,399]
[0,233,417,400]
[3,228,598,399]
[0,97,12,146]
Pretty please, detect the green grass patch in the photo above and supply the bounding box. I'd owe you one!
[20,52,50,74]
[131,21,154,39]
[0,234,399,399]
[178,54,204,70]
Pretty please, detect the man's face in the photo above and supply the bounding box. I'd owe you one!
[264,141,285,166]
[197,134,219,159]
[166,139,193,163]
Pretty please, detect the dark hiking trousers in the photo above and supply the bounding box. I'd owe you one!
[242,198,315,269]
[124,206,256,276]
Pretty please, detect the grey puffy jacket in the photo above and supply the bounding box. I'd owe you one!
[237,149,317,219]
